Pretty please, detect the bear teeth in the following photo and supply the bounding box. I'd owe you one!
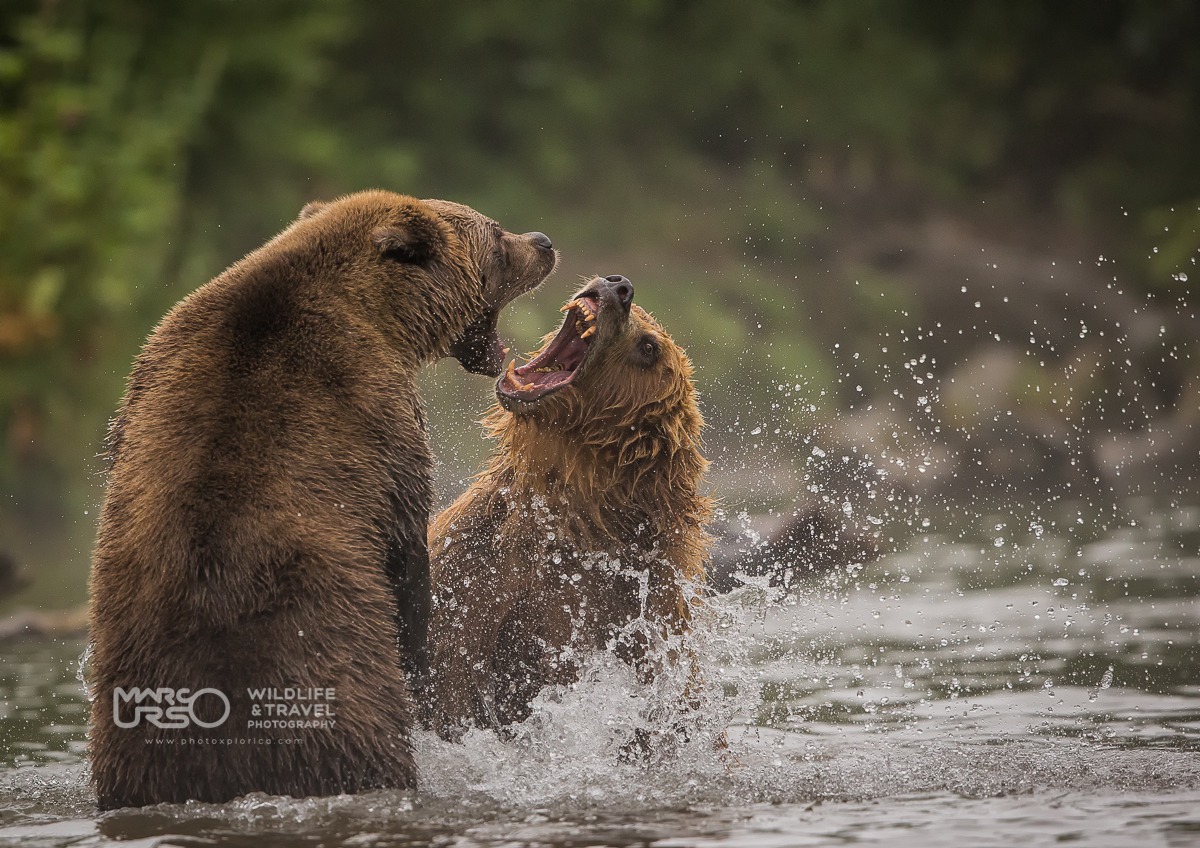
[563,298,596,319]
[575,309,596,335]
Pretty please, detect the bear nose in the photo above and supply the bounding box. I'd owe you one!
[528,232,553,252]
[600,275,634,310]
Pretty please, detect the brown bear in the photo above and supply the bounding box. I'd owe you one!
[86,190,557,809]
[426,275,712,739]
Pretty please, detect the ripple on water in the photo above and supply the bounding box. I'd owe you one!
[2,734,1199,847]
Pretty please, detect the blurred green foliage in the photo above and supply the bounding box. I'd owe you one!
[0,0,347,517]
[2,0,1198,536]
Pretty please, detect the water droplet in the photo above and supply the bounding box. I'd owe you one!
[1089,665,1115,701]
[77,642,94,701]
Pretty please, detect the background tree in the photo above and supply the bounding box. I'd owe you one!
[1,0,1197,604]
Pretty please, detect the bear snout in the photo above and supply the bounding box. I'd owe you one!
[599,275,634,313]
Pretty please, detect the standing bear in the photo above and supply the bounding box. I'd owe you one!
[87,191,557,809]
[427,275,712,740]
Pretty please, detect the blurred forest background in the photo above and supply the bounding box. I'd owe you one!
[2,0,1198,608]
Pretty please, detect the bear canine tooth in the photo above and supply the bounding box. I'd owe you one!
[580,326,596,339]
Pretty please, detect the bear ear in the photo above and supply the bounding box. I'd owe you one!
[372,203,445,264]
[298,200,327,220]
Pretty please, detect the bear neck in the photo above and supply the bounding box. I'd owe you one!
[482,404,711,545]
[351,254,486,366]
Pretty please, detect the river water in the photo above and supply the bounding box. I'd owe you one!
[1,497,1198,846]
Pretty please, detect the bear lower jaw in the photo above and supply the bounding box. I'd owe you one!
[451,254,560,377]
[449,311,508,376]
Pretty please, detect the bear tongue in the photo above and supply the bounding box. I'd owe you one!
[502,361,575,401]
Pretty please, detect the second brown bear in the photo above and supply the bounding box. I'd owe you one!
[427,275,712,738]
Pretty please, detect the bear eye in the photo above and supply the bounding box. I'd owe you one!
[635,334,660,367]
[493,240,509,272]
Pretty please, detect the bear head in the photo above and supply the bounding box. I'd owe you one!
[295,192,558,375]
[495,275,702,448]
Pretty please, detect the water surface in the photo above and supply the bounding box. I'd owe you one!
[1,498,1197,846]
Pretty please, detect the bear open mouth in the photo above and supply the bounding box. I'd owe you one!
[496,293,600,405]
[450,247,560,377]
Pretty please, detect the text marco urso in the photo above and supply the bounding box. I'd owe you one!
[112,686,337,731]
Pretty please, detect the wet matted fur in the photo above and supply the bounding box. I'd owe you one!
[427,275,712,739]
[87,191,556,808]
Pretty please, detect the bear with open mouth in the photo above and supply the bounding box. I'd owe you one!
[87,192,557,809]
[427,275,713,739]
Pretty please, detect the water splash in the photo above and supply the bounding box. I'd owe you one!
[416,575,767,810]
[1089,665,1115,702]
[76,640,93,702]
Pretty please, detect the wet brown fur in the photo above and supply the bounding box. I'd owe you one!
[427,282,711,737]
[87,191,555,809]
